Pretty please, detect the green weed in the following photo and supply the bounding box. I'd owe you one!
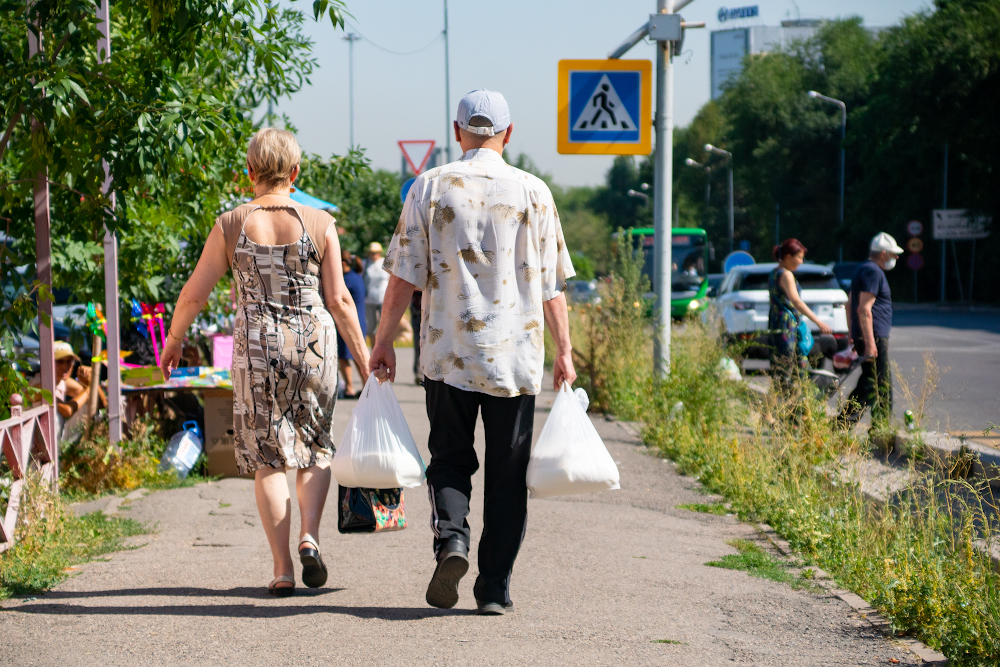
[651,639,686,644]
[706,539,808,589]
[678,502,728,515]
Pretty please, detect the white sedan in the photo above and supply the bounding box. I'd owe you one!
[715,263,850,358]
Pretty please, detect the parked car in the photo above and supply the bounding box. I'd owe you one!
[829,261,863,292]
[565,279,601,304]
[716,263,849,359]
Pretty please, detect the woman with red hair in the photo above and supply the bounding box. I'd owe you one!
[769,239,831,380]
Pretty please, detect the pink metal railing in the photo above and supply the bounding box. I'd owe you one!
[0,394,58,553]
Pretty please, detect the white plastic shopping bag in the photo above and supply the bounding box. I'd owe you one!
[331,376,426,488]
[526,382,620,498]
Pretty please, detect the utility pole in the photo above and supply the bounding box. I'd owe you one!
[651,0,675,377]
[608,0,701,377]
[940,142,948,303]
[97,0,121,444]
[443,0,452,163]
[342,32,361,147]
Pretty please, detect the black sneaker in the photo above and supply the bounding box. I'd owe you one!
[476,599,514,615]
[425,548,469,609]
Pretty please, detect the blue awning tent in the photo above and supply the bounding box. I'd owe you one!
[290,189,339,213]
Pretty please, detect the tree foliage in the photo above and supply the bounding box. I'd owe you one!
[0,0,348,409]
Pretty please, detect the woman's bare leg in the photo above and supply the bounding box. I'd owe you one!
[296,460,332,550]
[339,358,353,394]
[254,466,294,587]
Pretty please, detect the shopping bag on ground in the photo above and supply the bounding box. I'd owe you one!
[337,486,407,533]
[526,382,620,498]
[331,375,426,489]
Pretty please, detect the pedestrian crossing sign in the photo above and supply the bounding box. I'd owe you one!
[558,59,652,155]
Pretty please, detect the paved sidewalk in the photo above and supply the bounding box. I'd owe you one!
[1,349,919,666]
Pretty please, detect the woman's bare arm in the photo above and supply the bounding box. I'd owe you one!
[779,270,832,333]
[160,225,230,377]
[320,224,370,382]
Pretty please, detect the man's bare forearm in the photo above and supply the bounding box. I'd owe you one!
[542,293,571,354]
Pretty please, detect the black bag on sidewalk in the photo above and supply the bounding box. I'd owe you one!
[337,486,407,533]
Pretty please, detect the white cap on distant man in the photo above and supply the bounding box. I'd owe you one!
[870,232,904,255]
[456,89,510,137]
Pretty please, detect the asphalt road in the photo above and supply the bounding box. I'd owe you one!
[889,306,1000,432]
[0,349,919,666]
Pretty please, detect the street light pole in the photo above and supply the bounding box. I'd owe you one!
[684,158,711,229]
[704,144,733,254]
[808,91,846,262]
[443,0,452,163]
[342,32,360,148]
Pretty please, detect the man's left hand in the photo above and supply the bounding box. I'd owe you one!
[552,351,577,390]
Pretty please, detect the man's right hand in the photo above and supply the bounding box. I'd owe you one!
[863,339,878,359]
[369,340,396,383]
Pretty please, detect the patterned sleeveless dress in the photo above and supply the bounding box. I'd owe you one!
[229,206,339,474]
[768,267,807,372]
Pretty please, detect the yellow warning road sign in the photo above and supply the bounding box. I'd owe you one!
[557,59,652,155]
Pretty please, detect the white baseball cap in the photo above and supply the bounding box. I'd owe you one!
[456,89,510,137]
[870,232,904,255]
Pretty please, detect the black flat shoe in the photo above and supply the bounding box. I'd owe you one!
[425,543,469,609]
[299,534,328,589]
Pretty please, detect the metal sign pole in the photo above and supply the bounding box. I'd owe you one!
[651,0,673,378]
[98,0,121,444]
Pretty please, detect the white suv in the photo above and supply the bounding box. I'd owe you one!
[715,263,850,358]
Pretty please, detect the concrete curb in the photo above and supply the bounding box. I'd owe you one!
[898,430,1000,487]
[756,524,948,665]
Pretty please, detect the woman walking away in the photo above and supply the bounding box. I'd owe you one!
[337,250,367,398]
[160,128,370,597]
[769,239,831,383]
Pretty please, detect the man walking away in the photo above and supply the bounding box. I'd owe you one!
[370,89,577,615]
[364,242,388,339]
[844,232,902,427]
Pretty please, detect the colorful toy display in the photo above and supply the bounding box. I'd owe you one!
[86,302,107,340]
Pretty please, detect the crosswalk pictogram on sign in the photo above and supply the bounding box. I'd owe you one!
[573,74,637,132]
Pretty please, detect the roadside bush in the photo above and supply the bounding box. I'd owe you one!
[60,418,208,500]
[570,229,653,416]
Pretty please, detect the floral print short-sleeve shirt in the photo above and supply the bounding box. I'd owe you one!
[384,148,575,397]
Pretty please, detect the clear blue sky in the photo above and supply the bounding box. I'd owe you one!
[275,0,932,188]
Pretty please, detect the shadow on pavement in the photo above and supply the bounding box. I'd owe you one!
[12,601,477,620]
[30,586,345,600]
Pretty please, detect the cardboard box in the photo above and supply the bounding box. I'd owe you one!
[201,389,251,478]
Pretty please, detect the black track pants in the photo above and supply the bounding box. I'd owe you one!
[423,378,535,605]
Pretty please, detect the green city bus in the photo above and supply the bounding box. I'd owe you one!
[627,227,710,318]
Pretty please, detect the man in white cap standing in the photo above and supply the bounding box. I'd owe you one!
[363,241,388,339]
[369,89,577,615]
[844,232,903,426]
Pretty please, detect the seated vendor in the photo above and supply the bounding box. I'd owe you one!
[30,341,105,441]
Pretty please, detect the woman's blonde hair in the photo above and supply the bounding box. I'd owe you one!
[246,128,301,189]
